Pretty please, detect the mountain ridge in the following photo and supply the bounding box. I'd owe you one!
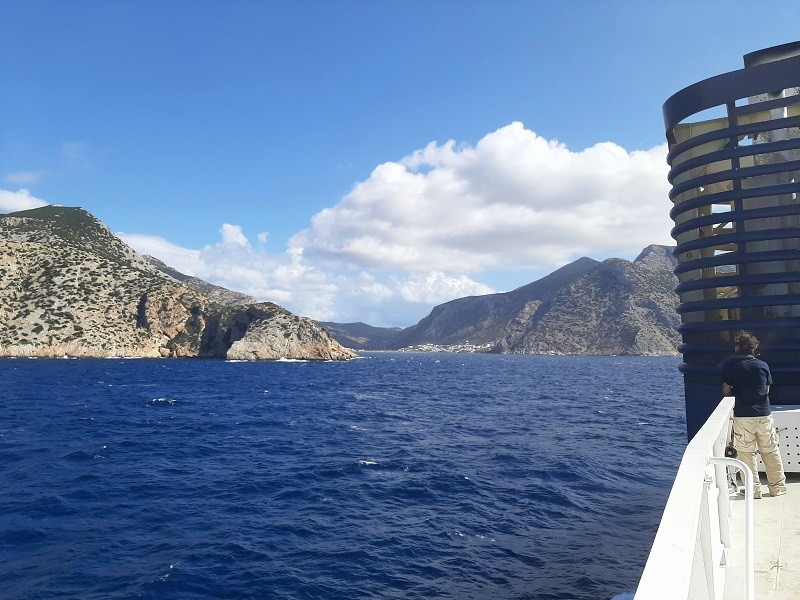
[390,256,601,349]
[1,205,680,357]
[323,245,680,356]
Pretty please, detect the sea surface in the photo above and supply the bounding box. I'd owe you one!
[1,353,686,600]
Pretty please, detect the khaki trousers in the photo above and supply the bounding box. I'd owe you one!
[733,415,787,496]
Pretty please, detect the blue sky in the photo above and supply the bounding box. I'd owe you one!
[2,1,799,326]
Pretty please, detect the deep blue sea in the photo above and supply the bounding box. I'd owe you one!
[1,353,686,600]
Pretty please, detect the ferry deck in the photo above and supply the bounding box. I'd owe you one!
[724,472,800,599]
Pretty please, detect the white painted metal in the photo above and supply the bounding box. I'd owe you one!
[756,405,800,473]
[634,397,755,600]
[708,457,754,600]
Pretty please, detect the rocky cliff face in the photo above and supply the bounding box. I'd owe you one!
[206,304,356,361]
[392,257,600,348]
[495,245,680,355]
[0,206,356,361]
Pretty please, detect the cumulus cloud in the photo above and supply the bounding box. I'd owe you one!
[394,271,494,304]
[120,225,494,326]
[0,188,49,213]
[120,123,673,325]
[220,223,249,247]
[291,122,671,272]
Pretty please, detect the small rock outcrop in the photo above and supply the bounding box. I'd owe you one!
[227,306,357,361]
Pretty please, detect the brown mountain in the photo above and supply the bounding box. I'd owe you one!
[0,205,355,360]
[391,256,600,348]
[494,245,680,355]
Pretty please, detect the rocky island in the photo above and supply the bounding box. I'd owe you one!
[0,206,356,361]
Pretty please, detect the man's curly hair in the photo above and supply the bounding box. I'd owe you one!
[735,330,759,355]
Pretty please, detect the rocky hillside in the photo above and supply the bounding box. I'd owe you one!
[0,206,356,360]
[494,245,680,355]
[391,256,600,348]
[323,245,680,356]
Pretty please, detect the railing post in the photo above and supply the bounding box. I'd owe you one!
[712,430,732,549]
[708,456,754,600]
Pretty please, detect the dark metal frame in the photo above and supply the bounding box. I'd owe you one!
[663,43,800,438]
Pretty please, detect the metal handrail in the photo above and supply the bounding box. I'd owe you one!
[708,456,754,600]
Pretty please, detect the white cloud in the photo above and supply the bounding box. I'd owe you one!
[394,271,494,304]
[116,233,203,276]
[220,223,249,247]
[121,228,340,320]
[0,188,49,213]
[120,225,495,326]
[291,122,672,273]
[119,123,673,326]
[329,270,494,326]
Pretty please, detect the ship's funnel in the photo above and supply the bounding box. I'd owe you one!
[663,42,800,439]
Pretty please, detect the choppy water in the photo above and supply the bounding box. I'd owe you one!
[0,353,686,600]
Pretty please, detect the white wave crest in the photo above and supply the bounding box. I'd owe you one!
[151,397,178,405]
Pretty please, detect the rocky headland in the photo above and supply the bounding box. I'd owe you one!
[0,206,355,361]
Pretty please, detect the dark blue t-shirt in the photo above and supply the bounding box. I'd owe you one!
[720,354,773,417]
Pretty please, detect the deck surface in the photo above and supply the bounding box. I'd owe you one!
[723,473,800,600]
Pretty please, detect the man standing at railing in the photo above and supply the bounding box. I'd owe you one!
[721,330,788,499]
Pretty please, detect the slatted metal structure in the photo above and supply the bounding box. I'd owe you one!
[663,42,800,438]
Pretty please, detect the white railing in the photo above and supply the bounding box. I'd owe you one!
[634,397,754,600]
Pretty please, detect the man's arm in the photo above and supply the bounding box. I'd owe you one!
[722,382,733,396]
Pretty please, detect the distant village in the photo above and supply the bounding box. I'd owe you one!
[398,342,496,353]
